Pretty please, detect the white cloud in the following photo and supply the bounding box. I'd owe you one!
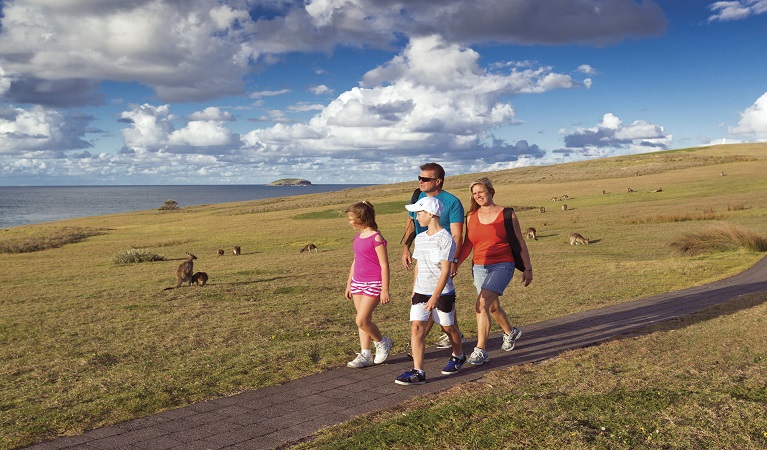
[558,113,672,158]
[577,64,598,75]
[241,35,579,162]
[729,91,767,140]
[189,107,234,122]
[0,105,91,155]
[0,0,667,106]
[309,85,332,95]
[708,0,767,22]
[121,104,239,152]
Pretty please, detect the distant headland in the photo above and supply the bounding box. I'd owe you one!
[268,178,312,186]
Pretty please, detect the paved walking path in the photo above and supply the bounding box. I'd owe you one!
[26,256,767,450]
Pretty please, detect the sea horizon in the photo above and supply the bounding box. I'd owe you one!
[0,184,371,229]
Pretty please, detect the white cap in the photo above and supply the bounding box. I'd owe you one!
[405,196,445,217]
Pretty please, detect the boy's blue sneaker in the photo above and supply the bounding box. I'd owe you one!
[441,354,467,375]
[395,369,426,385]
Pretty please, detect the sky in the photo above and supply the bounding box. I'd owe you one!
[1,0,766,186]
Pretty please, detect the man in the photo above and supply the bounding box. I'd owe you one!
[401,163,466,349]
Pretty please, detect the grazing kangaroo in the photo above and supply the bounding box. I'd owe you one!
[627,188,635,193]
[232,246,241,256]
[525,227,537,240]
[539,206,546,213]
[300,243,318,253]
[650,187,663,193]
[174,253,197,287]
[191,271,208,286]
[570,233,590,245]
[217,249,224,257]
[562,204,568,211]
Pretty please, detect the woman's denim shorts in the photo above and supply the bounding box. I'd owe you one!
[472,262,515,295]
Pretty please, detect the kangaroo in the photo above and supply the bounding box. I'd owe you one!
[650,187,663,193]
[627,188,635,193]
[191,271,208,286]
[232,246,241,256]
[525,227,537,240]
[570,233,590,245]
[539,206,546,213]
[300,243,318,253]
[562,204,568,211]
[174,253,197,287]
[217,249,224,257]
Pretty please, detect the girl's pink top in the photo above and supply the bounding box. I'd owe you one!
[353,231,387,282]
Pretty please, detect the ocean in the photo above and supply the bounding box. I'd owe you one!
[0,184,369,229]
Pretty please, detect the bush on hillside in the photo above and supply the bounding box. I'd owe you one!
[670,223,767,256]
[159,199,179,211]
[112,248,166,264]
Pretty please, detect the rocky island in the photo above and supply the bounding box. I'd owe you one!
[268,178,312,186]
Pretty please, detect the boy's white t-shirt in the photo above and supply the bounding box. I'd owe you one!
[412,228,456,296]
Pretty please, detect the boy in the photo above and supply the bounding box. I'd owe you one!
[395,196,466,385]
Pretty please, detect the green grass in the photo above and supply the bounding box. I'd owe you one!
[1,143,767,449]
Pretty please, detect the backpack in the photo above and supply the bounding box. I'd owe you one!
[503,208,526,273]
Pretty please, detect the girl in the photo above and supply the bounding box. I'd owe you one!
[344,201,393,368]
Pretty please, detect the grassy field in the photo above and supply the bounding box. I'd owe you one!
[1,143,767,449]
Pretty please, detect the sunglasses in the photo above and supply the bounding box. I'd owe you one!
[418,176,438,182]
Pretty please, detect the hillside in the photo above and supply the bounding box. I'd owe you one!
[2,143,766,449]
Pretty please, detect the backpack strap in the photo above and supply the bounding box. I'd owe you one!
[400,188,423,245]
[503,207,525,272]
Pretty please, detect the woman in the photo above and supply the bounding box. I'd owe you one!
[456,177,533,365]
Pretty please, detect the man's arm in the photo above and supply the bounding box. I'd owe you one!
[449,221,463,276]
[401,216,416,269]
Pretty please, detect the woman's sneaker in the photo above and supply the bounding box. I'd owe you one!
[441,354,467,375]
[436,332,468,349]
[374,337,393,364]
[501,327,522,351]
[347,353,373,368]
[395,369,426,385]
[467,347,489,365]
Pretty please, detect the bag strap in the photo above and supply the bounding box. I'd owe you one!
[400,188,422,245]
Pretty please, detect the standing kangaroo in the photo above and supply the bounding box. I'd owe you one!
[569,233,590,245]
[525,227,538,240]
[174,253,197,287]
[217,249,225,257]
[232,246,241,256]
[561,204,568,211]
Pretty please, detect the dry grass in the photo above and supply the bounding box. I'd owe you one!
[1,143,767,449]
[670,222,767,256]
[0,226,104,253]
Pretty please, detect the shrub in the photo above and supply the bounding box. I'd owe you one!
[159,199,179,211]
[670,223,767,256]
[112,248,166,264]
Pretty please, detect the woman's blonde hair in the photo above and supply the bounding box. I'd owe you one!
[344,200,378,230]
[467,177,495,215]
